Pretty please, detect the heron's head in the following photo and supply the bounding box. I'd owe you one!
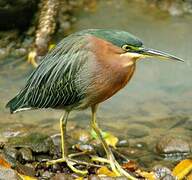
[84,29,184,63]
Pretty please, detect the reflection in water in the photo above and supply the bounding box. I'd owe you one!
[0,0,191,168]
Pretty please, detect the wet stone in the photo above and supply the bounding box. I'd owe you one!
[153,165,175,180]
[0,166,20,180]
[88,175,100,180]
[19,147,33,162]
[3,145,20,160]
[156,135,191,159]
[35,154,52,162]
[70,128,91,143]
[7,133,55,154]
[51,173,74,180]
[117,139,129,147]
[42,170,53,179]
[74,143,95,153]
[15,162,36,177]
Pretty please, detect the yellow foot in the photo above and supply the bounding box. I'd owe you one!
[46,157,88,175]
[27,51,38,67]
[91,156,137,180]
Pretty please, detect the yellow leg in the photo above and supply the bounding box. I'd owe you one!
[47,111,88,175]
[91,105,137,180]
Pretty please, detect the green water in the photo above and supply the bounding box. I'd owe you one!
[0,0,191,168]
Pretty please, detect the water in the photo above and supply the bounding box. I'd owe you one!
[0,0,192,168]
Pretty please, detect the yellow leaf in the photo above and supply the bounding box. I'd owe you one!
[75,177,83,180]
[91,130,118,148]
[18,174,37,180]
[97,166,117,177]
[105,133,118,148]
[136,169,156,180]
[172,159,192,180]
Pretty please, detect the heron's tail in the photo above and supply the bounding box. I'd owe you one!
[6,90,31,113]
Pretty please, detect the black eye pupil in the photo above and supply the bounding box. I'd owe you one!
[123,45,130,50]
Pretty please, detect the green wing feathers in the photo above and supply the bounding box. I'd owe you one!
[6,33,91,113]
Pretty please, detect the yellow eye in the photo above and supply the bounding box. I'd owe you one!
[122,45,131,51]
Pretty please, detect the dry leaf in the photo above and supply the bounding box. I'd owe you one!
[136,169,156,180]
[18,173,37,180]
[0,156,11,168]
[172,159,192,180]
[91,130,118,148]
[97,166,117,177]
[122,161,138,172]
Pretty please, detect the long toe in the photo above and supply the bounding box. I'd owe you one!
[46,157,66,166]
[46,158,88,175]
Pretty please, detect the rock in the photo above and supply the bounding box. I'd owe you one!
[19,148,33,162]
[7,133,55,154]
[0,166,20,180]
[15,163,36,177]
[74,143,95,153]
[168,2,183,16]
[42,170,53,179]
[88,175,100,180]
[51,173,74,180]
[153,165,176,180]
[156,135,191,159]
[117,139,129,147]
[14,48,27,57]
[3,146,20,160]
[70,128,91,143]
[35,154,51,162]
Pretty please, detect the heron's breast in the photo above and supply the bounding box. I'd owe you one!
[85,63,136,106]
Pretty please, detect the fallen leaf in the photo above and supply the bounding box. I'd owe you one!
[136,169,156,180]
[172,159,192,180]
[0,156,11,168]
[97,166,117,177]
[91,130,118,148]
[122,161,138,172]
[18,173,37,180]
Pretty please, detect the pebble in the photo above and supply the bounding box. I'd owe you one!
[117,139,129,147]
[74,143,95,153]
[51,173,74,180]
[0,166,20,180]
[41,170,53,179]
[70,128,91,143]
[19,147,33,162]
[153,165,176,180]
[3,146,20,160]
[7,133,55,154]
[156,135,191,159]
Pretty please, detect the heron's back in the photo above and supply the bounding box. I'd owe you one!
[6,33,93,113]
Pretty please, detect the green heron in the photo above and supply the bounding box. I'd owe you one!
[6,29,184,179]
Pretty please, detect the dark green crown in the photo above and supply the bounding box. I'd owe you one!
[79,29,143,48]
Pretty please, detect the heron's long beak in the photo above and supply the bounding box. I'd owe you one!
[138,48,184,62]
